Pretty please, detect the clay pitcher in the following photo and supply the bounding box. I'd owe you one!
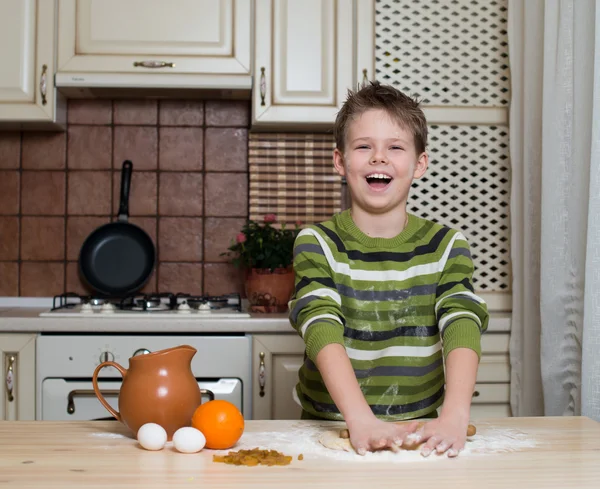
[92,345,201,440]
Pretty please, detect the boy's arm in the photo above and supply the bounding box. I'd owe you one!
[413,232,489,457]
[288,229,346,359]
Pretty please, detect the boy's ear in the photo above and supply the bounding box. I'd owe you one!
[333,148,347,177]
[413,151,428,179]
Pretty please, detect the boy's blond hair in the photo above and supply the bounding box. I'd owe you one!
[333,81,428,155]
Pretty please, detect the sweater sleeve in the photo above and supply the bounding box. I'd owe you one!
[435,231,489,360]
[288,228,346,362]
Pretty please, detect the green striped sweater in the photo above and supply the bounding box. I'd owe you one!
[288,210,489,421]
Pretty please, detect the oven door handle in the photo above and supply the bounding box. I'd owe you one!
[67,389,120,415]
[200,388,215,401]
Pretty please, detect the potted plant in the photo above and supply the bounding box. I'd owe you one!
[222,214,302,313]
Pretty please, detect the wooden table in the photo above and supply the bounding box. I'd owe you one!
[1,417,599,488]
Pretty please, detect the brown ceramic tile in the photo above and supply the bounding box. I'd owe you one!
[128,217,158,249]
[21,171,66,215]
[66,262,92,295]
[204,217,246,262]
[205,100,250,127]
[67,126,112,169]
[113,126,158,170]
[159,100,204,126]
[22,132,66,169]
[204,173,248,217]
[112,171,157,216]
[20,262,65,297]
[203,263,244,296]
[21,217,65,260]
[158,263,203,295]
[0,171,19,215]
[205,128,248,172]
[114,100,158,125]
[158,127,203,171]
[66,216,109,260]
[0,132,21,169]
[68,171,112,215]
[159,173,203,216]
[158,217,202,261]
[68,99,112,125]
[0,262,18,296]
[140,268,158,294]
[0,217,19,260]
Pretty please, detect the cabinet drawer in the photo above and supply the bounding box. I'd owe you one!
[472,383,510,404]
[476,355,510,383]
[470,404,512,418]
[481,333,509,354]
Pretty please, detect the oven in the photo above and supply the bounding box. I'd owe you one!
[35,334,253,422]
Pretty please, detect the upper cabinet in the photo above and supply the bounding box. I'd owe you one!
[55,0,252,90]
[0,0,65,129]
[252,0,375,129]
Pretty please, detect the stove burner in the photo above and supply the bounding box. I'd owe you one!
[48,292,243,313]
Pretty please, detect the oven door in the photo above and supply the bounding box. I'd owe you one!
[41,378,242,421]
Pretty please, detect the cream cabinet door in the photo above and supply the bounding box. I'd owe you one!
[57,0,251,75]
[252,335,305,420]
[252,0,375,128]
[0,334,36,421]
[0,0,62,126]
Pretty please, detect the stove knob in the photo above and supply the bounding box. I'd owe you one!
[133,349,151,357]
[99,351,114,363]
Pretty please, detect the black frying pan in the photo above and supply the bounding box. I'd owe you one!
[78,160,156,297]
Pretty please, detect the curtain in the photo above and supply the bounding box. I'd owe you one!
[508,0,600,420]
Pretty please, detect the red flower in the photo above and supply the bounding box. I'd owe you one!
[236,232,247,244]
[295,220,303,227]
[264,214,277,223]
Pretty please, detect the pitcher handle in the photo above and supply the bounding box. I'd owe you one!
[92,361,127,422]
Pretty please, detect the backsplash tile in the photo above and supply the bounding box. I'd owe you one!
[0,171,20,215]
[0,98,251,297]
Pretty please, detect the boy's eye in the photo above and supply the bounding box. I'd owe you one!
[390,146,403,150]
[356,145,370,149]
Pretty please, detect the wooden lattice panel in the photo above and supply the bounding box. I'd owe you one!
[375,0,510,106]
[409,125,510,290]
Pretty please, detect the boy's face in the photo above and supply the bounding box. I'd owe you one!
[333,108,428,216]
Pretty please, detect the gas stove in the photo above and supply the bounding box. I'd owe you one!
[38,292,251,318]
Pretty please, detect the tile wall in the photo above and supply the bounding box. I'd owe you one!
[0,99,250,297]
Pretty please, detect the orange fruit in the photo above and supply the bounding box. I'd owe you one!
[191,400,244,450]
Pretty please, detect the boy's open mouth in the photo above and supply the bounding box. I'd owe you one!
[365,172,393,190]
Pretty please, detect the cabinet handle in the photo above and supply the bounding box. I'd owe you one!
[472,390,480,397]
[200,389,215,402]
[5,355,16,403]
[39,65,48,105]
[258,351,266,397]
[260,67,266,106]
[362,69,368,87]
[67,389,120,414]
[133,61,176,68]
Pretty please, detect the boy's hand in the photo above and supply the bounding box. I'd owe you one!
[346,418,420,455]
[406,414,469,457]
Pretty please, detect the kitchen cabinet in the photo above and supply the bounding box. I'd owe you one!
[55,0,252,90]
[252,326,512,420]
[252,0,375,129]
[0,0,65,129]
[0,334,36,421]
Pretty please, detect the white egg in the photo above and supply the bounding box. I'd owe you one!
[172,427,206,454]
[137,423,167,451]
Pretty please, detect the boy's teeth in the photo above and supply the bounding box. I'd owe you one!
[366,174,391,180]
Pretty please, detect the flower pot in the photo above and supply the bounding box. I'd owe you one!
[244,267,294,313]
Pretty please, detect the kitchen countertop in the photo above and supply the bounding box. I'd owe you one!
[0,306,512,334]
[0,417,598,488]
[0,307,295,333]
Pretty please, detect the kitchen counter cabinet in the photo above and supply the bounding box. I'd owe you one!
[0,0,65,129]
[1,417,599,488]
[0,334,36,420]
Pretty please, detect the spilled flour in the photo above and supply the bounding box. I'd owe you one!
[90,432,128,439]
[216,423,541,463]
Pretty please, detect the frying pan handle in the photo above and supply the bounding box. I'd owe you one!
[117,160,133,221]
